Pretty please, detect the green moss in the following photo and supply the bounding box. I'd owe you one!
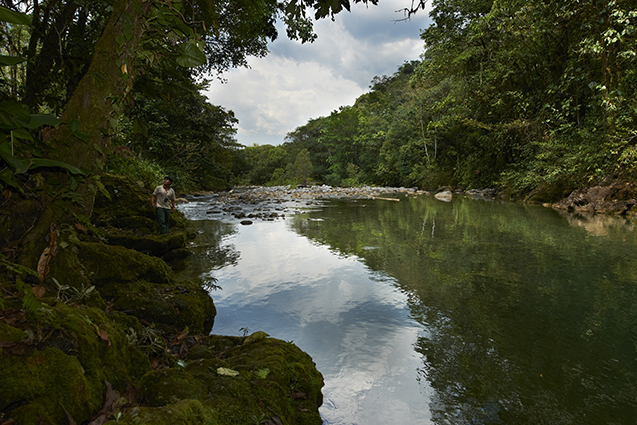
[48,303,151,389]
[75,242,173,287]
[0,347,100,425]
[129,334,324,425]
[142,369,208,406]
[107,399,220,425]
[106,231,187,257]
[100,279,215,334]
[0,322,28,344]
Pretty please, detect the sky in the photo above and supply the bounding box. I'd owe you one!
[204,0,432,147]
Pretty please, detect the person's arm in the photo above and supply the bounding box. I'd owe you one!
[151,194,157,208]
[171,198,176,211]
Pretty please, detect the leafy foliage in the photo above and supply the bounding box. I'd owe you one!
[243,0,637,198]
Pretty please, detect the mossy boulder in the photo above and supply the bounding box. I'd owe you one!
[74,242,172,286]
[92,174,160,231]
[91,173,188,256]
[100,279,215,334]
[0,303,150,425]
[106,231,188,257]
[110,333,324,425]
[107,399,221,425]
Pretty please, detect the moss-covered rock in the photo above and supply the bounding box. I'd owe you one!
[91,174,189,259]
[76,242,173,286]
[106,230,188,257]
[0,303,150,425]
[119,333,324,425]
[100,279,215,334]
[92,173,187,232]
[106,399,221,425]
[0,346,99,425]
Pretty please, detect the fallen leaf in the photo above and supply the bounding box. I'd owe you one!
[64,407,77,425]
[179,340,189,358]
[75,222,88,233]
[37,247,52,282]
[32,285,46,298]
[1,309,27,324]
[171,326,189,345]
[268,417,284,425]
[217,367,240,377]
[37,226,59,282]
[88,381,120,425]
[94,325,111,346]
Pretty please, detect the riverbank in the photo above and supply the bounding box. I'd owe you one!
[0,175,324,425]
[184,180,637,223]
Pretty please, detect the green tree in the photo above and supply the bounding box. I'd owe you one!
[0,0,385,265]
[293,148,313,185]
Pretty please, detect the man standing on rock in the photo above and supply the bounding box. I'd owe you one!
[151,177,176,234]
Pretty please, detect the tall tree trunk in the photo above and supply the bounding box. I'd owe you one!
[14,0,148,268]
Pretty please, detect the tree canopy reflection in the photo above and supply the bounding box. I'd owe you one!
[290,195,637,425]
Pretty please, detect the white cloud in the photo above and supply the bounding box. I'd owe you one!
[204,0,431,146]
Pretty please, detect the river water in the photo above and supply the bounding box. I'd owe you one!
[178,192,637,425]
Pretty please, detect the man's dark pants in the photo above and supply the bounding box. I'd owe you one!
[156,207,170,234]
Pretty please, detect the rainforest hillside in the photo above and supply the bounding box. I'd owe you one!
[236,0,637,202]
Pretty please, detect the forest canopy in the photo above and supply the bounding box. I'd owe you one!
[238,0,637,201]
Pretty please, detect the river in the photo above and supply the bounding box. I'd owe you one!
[177,192,637,425]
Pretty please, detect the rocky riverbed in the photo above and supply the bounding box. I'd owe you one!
[178,185,500,224]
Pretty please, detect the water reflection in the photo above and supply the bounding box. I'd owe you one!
[179,194,637,425]
[292,196,637,425]
[202,222,432,424]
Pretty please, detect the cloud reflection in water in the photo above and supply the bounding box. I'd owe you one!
[211,221,432,425]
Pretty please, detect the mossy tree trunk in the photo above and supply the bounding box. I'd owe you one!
[16,0,149,268]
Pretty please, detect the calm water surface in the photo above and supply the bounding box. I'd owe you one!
[178,194,637,425]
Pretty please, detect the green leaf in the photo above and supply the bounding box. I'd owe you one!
[69,119,80,132]
[122,19,134,41]
[0,5,31,26]
[11,128,33,141]
[94,179,111,200]
[29,158,83,174]
[0,168,18,189]
[0,101,30,122]
[176,43,207,68]
[74,131,90,142]
[0,142,29,173]
[0,55,26,66]
[27,114,62,129]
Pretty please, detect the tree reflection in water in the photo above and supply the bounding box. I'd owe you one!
[291,195,637,425]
